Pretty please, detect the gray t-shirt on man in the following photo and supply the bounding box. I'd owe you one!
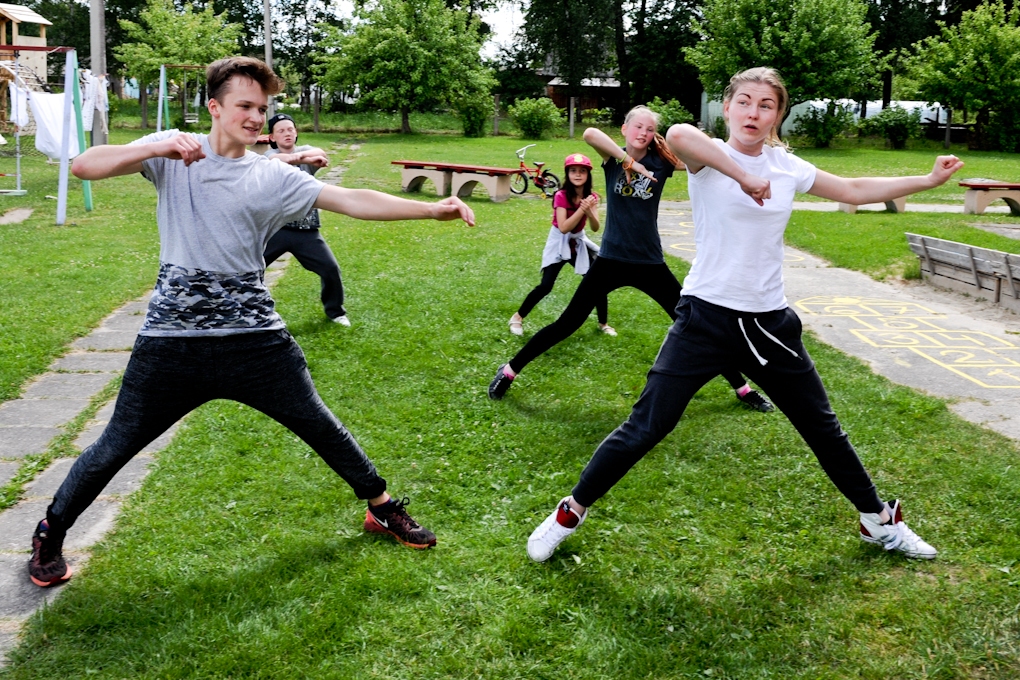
[132,129,324,336]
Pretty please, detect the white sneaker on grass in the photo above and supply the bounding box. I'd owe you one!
[333,315,351,327]
[859,499,937,559]
[527,497,586,562]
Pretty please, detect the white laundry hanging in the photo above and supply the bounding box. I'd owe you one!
[28,91,81,160]
[7,82,29,127]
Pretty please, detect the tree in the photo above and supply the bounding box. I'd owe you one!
[272,0,345,111]
[686,0,881,121]
[522,0,614,96]
[29,0,91,78]
[115,0,243,87]
[315,0,493,134]
[866,0,938,108]
[907,0,1020,149]
[626,0,704,117]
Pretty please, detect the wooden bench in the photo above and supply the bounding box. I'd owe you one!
[838,197,907,214]
[391,160,524,203]
[906,232,1020,313]
[960,179,1020,216]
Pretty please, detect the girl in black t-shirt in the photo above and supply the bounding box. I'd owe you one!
[489,106,770,413]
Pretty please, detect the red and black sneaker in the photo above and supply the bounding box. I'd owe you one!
[738,389,774,412]
[364,497,437,549]
[28,520,72,587]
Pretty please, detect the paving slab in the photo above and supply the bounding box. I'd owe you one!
[0,554,81,619]
[970,222,1020,241]
[50,351,131,373]
[142,422,180,454]
[118,299,150,315]
[0,499,120,552]
[0,462,17,486]
[74,400,118,451]
[0,631,16,668]
[99,312,147,333]
[659,203,1020,442]
[21,373,114,401]
[0,207,33,225]
[0,427,58,459]
[71,330,138,352]
[23,458,75,498]
[24,455,153,500]
[0,399,88,428]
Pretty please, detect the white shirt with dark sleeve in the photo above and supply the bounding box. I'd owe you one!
[131,130,324,336]
[682,139,817,313]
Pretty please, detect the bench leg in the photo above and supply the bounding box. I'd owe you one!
[837,202,857,214]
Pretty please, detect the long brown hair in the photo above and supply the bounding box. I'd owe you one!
[722,67,789,148]
[623,106,680,167]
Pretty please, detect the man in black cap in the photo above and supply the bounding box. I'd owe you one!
[263,113,351,326]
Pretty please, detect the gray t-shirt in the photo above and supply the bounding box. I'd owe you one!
[265,145,322,230]
[132,130,324,336]
[599,148,675,264]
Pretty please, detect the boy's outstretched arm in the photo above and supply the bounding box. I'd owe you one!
[71,135,205,180]
[314,186,476,226]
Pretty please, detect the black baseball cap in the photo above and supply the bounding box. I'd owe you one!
[267,113,296,148]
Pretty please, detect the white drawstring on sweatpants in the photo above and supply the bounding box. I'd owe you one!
[738,317,802,366]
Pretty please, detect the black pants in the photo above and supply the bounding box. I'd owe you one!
[508,257,746,391]
[46,331,386,537]
[517,251,608,325]
[264,228,346,319]
[571,296,884,513]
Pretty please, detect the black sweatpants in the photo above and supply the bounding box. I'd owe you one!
[508,257,747,391]
[264,228,346,319]
[571,296,884,513]
[46,331,386,537]
[517,250,608,325]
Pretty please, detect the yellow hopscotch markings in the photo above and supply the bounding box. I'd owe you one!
[795,296,1020,389]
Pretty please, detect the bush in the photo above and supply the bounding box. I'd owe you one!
[507,97,563,139]
[457,95,490,138]
[581,107,614,125]
[989,108,1020,153]
[861,105,922,149]
[645,96,694,130]
[711,116,727,138]
[792,104,854,147]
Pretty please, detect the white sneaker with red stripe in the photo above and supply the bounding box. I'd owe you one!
[859,499,936,559]
[527,497,586,562]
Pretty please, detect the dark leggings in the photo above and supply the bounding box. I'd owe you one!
[508,257,747,391]
[572,296,884,513]
[46,331,386,536]
[518,252,608,325]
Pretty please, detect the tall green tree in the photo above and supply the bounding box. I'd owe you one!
[272,0,345,111]
[686,0,881,121]
[866,0,939,108]
[315,0,494,134]
[907,0,1020,149]
[522,0,614,97]
[115,0,243,97]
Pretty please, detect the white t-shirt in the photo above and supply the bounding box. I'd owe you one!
[681,139,817,313]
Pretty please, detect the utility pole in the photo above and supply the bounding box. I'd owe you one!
[89,0,107,145]
[263,0,274,118]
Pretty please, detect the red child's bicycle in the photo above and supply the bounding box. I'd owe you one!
[510,144,561,198]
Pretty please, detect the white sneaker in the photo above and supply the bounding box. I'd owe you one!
[599,324,617,337]
[859,500,937,559]
[527,497,586,562]
[509,315,523,336]
[333,315,351,326]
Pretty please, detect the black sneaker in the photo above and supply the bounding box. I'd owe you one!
[738,389,774,412]
[488,364,514,400]
[364,497,437,549]
[28,520,72,587]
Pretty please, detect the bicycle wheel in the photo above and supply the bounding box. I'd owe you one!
[510,172,528,195]
[540,171,560,198]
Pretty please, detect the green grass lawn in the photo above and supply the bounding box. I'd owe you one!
[2,133,1020,678]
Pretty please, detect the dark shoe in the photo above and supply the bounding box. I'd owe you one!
[488,364,514,400]
[364,497,436,549]
[28,520,72,587]
[738,389,774,412]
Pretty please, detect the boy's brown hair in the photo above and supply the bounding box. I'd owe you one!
[206,57,284,102]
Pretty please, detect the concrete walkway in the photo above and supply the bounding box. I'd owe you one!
[658,201,1020,440]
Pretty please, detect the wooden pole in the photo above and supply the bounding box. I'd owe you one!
[493,94,499,136]
[569,97,576,138]
[944,108,952,149]
[89,0,108,145]
[263,0,274,118]
[313,85,320,133]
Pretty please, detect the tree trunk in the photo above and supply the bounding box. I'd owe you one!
[881,70,892,109]
[944,108,952,149]
[858,99,867,137]
[970,107,990,150]
[401,107,411,134]
[110,76,122,99]
[612,0,630,120]
[140,80,148,129]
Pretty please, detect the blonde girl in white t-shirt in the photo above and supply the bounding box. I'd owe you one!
[526,66,964,564]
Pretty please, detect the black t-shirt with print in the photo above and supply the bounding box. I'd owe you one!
[600,147,675,264]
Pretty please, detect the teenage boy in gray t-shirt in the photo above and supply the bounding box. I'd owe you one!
[28,57,475,588]
[262,113,353,326]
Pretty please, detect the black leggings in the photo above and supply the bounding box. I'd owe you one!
[572,296,884,513]
[518,252,607,325]
[264,228,346,319]
[508,257,747,391]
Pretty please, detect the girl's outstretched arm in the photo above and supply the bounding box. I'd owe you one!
[807,155,964,204]
[314,185,475,226]
[665,124,771,205]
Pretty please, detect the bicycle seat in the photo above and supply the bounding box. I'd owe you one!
[534,162,545,169]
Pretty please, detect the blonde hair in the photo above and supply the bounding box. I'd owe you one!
[623,105,680,167]
[722,67,789,148]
